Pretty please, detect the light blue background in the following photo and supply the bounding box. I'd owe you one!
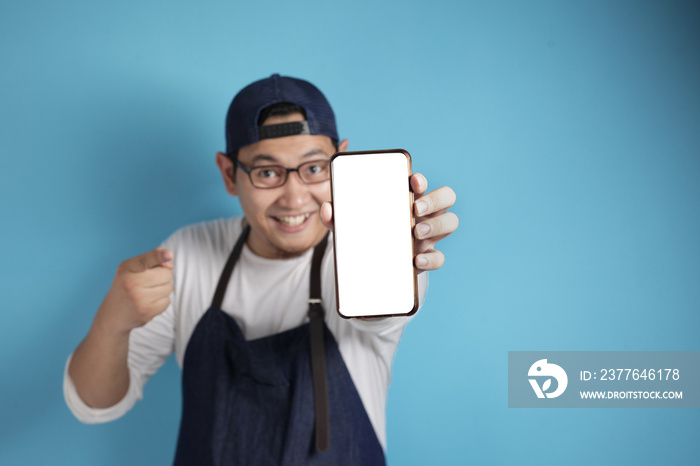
[1,1,698,464]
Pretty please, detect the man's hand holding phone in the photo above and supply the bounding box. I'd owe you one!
[320,172,457,272]
[409,173,458,272]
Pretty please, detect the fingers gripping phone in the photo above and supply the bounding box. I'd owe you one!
[330,149,418,318]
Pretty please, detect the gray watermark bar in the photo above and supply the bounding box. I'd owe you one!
[508,352,700,408]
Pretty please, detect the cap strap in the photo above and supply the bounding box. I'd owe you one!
[259,120,310,140]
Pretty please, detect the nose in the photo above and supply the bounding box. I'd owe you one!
[277,170,310,209]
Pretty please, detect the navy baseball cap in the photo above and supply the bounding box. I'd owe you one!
[225,74,339,155]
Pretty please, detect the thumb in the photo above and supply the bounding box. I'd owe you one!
[320,201,334,232]
[127,247,174,273]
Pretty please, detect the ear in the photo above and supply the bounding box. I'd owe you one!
[216,152,238,196]
[337,139,349,152]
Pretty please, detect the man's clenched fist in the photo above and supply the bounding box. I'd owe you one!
[97,247,175,334]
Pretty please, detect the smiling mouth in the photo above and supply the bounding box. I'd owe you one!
[273,213,312,226]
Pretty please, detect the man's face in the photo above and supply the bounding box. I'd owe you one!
[217,113,347,258]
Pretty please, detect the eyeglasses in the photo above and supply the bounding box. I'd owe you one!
[235,159,331,189]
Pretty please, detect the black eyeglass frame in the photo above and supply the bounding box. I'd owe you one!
[234,158,332,189]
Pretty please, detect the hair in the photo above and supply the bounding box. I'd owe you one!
[258,102,307,125]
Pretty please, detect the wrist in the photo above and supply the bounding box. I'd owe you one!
[92,303,134,341]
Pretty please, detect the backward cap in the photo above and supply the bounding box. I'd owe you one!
[225,74,338,154]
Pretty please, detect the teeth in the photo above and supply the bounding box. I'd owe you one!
[275,213,310,226]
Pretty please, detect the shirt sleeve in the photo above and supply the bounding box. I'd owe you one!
[62,353,145,424]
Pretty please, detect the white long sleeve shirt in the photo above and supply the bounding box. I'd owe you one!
[64,216,427,450]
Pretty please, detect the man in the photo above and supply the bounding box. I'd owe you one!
[64,74,458,464]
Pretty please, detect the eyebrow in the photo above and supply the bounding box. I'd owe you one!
[250,147,329,165]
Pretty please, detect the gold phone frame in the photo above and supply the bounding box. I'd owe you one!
[330,149,419,319]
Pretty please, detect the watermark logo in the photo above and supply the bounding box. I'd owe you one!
[509,352,699,408]
[528,359,568,398]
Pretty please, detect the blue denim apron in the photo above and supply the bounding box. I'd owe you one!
[173,226,385,465]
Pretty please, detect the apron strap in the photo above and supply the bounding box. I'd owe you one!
[210,224,250,309]
[308,232,330,452]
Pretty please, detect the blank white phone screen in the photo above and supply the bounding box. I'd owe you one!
[331,151,417,318]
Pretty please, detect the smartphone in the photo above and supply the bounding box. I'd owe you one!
[330,149,418,318]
